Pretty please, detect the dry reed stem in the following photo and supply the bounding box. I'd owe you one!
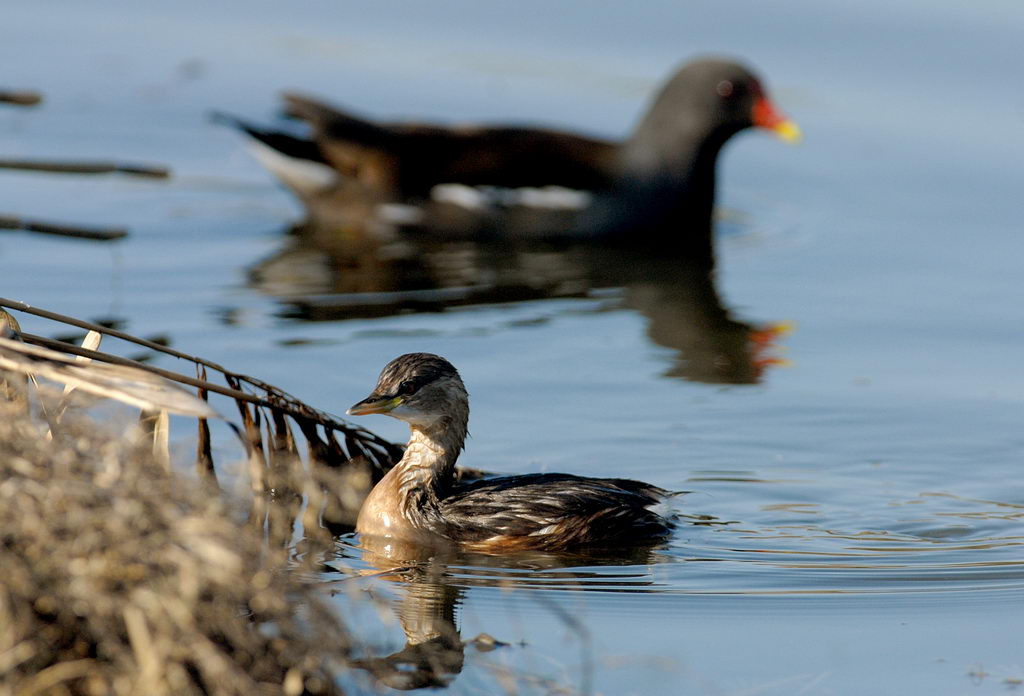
[0,335,217,419]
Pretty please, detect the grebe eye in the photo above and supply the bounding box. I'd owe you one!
[716,80,734,98]
[396,379,417,396]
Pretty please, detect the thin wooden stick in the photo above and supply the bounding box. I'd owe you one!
[0,215,127,241]
[0,89,42,106]
[0,159,169,178]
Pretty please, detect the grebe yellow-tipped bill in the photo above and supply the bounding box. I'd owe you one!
[347,394,402,416]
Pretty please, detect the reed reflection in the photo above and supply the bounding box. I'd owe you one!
[248,219,787,385]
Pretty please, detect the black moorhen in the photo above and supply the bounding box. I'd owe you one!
[218,57,799,249]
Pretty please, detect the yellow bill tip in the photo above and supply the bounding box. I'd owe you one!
[346,396,401,416]
[773,120,802,144]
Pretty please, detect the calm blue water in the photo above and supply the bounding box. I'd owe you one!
[3,1,1023,693]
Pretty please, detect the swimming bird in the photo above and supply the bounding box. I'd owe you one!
[218,58,799,245]
[347,352,674,551]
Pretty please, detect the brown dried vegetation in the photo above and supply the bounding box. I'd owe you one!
[0,300,410,695]
[0,400,355,696]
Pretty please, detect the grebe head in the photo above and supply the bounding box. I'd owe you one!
[347,353,468,431]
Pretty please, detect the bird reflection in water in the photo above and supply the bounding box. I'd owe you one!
[341,534,670,691]
[350,549,466,690]
[248,218,789,385]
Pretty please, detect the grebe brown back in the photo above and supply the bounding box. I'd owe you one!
[347,353,674,551]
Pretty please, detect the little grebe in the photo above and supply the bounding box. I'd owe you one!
[348,353,674,551]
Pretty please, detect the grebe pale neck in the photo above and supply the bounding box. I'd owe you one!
[348,353,469,539]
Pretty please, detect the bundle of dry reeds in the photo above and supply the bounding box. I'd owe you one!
[0,400,352,696]
[0,301,398,694]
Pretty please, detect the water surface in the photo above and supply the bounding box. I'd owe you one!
[3,1,1023,693]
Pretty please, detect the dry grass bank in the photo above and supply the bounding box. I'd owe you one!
[0,403,352,696]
